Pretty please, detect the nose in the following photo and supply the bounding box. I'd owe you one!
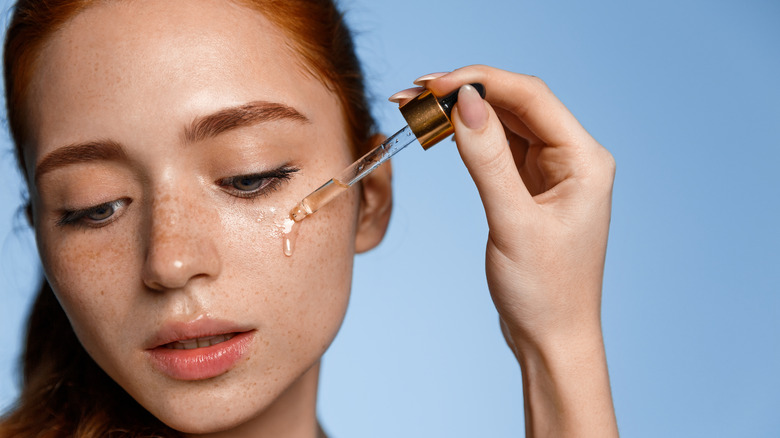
[141,190,221,291]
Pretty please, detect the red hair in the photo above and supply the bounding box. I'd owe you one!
[1,1,377,436]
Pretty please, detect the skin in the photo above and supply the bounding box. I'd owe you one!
[395,70,620,436]
[22,1,618,437]
[25,1,391,436]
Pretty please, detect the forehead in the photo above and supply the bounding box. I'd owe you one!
[26,0,340,166]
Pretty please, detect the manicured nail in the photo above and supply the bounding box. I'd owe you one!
[388,87,424,102]
[413,72,448,86]
[457,84,487,130]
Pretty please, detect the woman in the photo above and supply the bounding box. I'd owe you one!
[1,0,618,436]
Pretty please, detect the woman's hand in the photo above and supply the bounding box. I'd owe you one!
[391,65,618,437]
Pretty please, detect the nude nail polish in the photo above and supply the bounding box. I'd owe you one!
[413,72,449,86]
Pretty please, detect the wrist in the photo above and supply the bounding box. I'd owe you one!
[501,309,605,361]
[512,325,618,437]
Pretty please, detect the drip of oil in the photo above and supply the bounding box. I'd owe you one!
[255,208,298,257]
[282,180,349,257]
[281,216,298,257]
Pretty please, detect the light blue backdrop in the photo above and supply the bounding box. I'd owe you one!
[1,0,778,436]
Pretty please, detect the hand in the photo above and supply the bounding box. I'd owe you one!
[393,65,615,351]
[391,65,618,437]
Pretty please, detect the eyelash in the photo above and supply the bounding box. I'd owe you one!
[56,166,299,229]
[57,198,132,229]
[217,166,299,199]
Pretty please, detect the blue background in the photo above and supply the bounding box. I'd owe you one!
[1,0,778,436]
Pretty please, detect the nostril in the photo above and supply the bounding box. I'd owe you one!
[141,198,222,291]
[141,236,221,292]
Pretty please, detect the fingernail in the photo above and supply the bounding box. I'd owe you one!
[387,91,406,103]
[413,72,448,86]
[388,87,424,103]
[457,84,488,130]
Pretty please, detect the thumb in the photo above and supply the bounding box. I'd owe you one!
[452,84,533,226]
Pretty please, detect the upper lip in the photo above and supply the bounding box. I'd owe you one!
[145,317,254,350]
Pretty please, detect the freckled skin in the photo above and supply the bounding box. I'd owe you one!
[26,1,386,436]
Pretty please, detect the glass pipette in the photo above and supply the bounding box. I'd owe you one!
[290,83,485,222]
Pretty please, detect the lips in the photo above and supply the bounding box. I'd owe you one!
[145,318,255,381]
[162,333,237,350]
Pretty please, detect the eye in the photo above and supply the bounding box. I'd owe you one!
[233,175,270,192]
[87,204,115,221]
[58,198,132,228]
[218,166,299,199]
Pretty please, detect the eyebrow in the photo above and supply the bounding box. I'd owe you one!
[184,100,310,143]
[33,101,309,184]
[34,140,127,184]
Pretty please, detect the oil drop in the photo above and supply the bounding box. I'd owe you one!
[285,178,349,256]
[281,216,299,257]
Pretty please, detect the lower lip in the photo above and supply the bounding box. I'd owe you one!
[146,331,254,381]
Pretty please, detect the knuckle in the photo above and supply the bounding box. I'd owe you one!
[590,146,616,186]
[466,63,489,71]
[471,141,506,173]
[452,64,490,79]
[599,148,616,176]
[505,74,550,120]
[524,74,549,92]
[463,137,514,181]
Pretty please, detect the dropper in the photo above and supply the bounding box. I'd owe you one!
[290,83,486,222]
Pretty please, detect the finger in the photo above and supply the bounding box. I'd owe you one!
[502,129,546,197]
[493,106,542,146]
[501,119,530,167]
[522,143,546,196]
[412,71,449,86]
[425,65,596,151]
[388,86,425,104]
[452,84,534,226]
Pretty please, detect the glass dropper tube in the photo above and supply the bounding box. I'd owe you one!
[289,84,485,222]
[289,125,416,221]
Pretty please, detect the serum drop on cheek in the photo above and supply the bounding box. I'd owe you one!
[281,216,299,257]
[255,207,300,257]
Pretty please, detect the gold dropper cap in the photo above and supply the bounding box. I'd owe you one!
[399,89,452,150]
[399,83,485,150]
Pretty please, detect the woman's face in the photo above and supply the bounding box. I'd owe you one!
[24,0,389,434]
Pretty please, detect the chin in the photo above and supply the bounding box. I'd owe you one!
[142,384,269,434]
[121,357,321,435]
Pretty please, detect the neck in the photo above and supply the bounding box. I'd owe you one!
[185,361,324,438]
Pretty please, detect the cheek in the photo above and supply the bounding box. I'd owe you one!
[287,195,357,330]
[220,187,360,352]
[36,224,138,358]
[33,166,360,389]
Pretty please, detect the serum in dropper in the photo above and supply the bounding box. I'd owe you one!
[283,84,486,256]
